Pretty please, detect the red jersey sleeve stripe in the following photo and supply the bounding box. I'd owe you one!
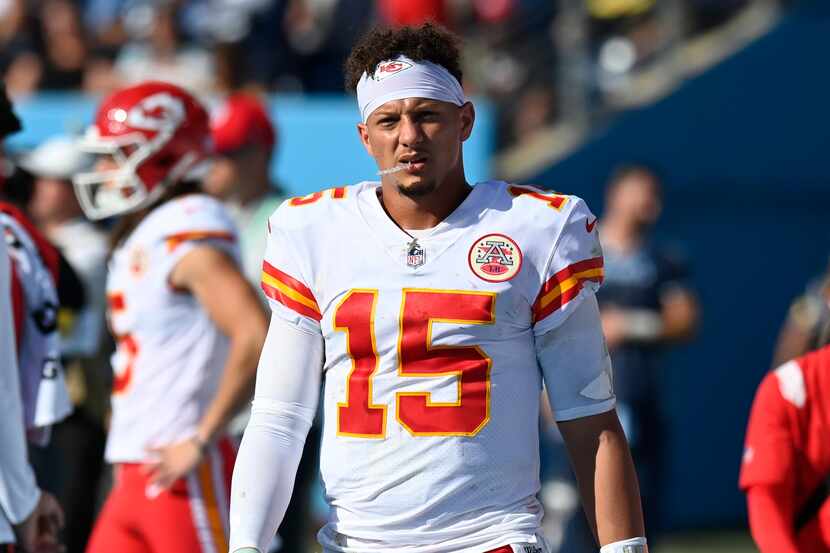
[533,257,604,323]
[165,231,236,252]
[261,261,321,321]
[261,280,322,321]
[262,261,316,302]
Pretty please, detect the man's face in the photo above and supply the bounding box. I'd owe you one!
[203,146,266,201]
[608,173,662,227]
[203,155,240,200]
[357,98,474,198]
[29,177,80,224]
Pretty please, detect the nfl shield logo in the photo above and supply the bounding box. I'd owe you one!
[406,240,425,268]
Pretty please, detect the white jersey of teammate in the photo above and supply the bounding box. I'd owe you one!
[261,180,614,552]
[105,194,239,463]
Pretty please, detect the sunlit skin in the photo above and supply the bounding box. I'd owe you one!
[357,97,475,230]
[203,146,272,205]
[605,172,663,237]
[93,156,120,189]
[29,176,83,231]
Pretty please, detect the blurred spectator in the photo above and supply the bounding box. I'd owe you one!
[21,136,107,357]
[19,135,110,553]
[0,0,785,149]
[282,0,372,91]
[114,3,214,94]
[3,0,90,96]
[558,165,699,551]
[376,0,448,27]
[206,94,285,286]
[596,165,699,537]
[740,341,830,553]
[506,84,558,147]
[688,0,751,33]
[771,268,830,367]
[34,0,89,90]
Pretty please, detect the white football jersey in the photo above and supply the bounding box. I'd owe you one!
[105,194,239,463]
[262,181,609,552]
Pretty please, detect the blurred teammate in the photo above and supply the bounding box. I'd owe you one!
[0,83,66,553]
[229,24,647,553]
[740,338,830,552]
[72,81,267,553]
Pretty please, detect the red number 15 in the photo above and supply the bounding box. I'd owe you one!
[335,289,495,438]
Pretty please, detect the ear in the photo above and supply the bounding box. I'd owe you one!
[459,102,475,142]
[356,123,374,157]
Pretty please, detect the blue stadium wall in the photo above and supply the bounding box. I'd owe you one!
[6,95,494,196]
[525,2,830,530]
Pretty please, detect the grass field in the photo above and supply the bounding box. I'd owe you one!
[655,531,756,553]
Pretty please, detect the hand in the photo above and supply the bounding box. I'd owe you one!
[144,437,204,491]
[15,491,65,553]
[601,308,628,350]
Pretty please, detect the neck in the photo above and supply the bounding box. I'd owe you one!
[378,171,470,230]
[600,214,646,252]
[236,176,273,207]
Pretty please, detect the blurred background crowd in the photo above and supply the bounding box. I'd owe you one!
[0,0,794,152]
[2,0,828,552]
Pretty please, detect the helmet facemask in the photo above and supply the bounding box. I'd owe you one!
[72,84,211,221]
[73,125,200,220]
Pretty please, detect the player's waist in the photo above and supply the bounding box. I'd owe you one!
[109,438,235,495]
[104,417,214,463]
[319,496,542,553]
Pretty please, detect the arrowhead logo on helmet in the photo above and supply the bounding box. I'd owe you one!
[72,81,210,220]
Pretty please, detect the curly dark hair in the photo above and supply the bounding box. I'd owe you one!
[344,23,463,92]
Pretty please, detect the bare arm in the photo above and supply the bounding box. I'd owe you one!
[172,246,268,445]
[148,245,267,488]
[558,410,645,547]
[602,287,699,349]
[659,288,699,342]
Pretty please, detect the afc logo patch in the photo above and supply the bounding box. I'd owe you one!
[468,233,522,282]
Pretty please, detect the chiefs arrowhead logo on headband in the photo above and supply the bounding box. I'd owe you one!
[373,60,413,80]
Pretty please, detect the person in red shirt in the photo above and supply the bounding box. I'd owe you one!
[740,343,830,552]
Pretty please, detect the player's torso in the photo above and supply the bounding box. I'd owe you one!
[105,195,232,462]
[795,350,830,512]
[598,244,665,310]
[278,181,574,546]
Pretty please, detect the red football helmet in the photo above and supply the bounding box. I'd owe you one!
[73,81,211,220]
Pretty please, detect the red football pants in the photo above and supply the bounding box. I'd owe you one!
[86,439,235,553]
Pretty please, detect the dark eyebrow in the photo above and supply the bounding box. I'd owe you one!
[371,111,399,120]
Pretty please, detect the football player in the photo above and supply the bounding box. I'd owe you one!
[740,330,830,552]
[72,82,267,553]
[229,24,646,553]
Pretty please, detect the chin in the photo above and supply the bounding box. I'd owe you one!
[396,178,437,198]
